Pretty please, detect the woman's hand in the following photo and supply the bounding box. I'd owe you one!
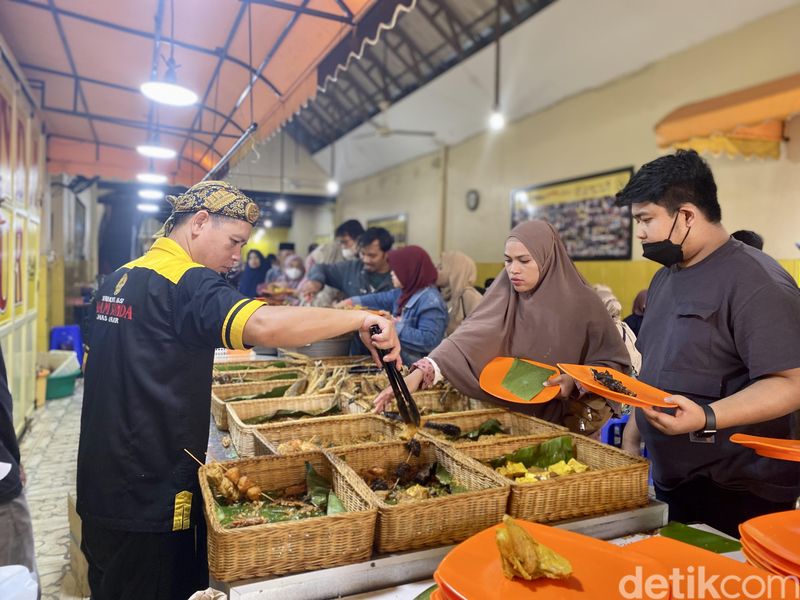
[334,298,354,309]
[374,370,424,413]
[543,373,578,400]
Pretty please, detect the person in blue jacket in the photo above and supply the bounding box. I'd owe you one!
[342,245,447,365]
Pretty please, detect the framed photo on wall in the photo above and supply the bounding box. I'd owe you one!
[511,167,634,260]
[367,213,407,246]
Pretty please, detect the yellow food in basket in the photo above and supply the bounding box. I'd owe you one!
[495,458,589,484]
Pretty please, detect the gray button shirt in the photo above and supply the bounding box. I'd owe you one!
[308,259,393,298]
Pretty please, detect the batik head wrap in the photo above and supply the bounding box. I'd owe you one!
[155,180,260,237]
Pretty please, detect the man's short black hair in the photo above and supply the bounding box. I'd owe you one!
[731,230,764,250]
[335,219,364,240]
[358,227,394,252]
[170,211,238,231]
[615,150,721,223]
[278,242,295,251]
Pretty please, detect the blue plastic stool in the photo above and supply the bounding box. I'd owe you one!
[50,325,83,370]
[600,414,629,448]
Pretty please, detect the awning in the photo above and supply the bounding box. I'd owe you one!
[655,72,800,159]
[0,0,416,185]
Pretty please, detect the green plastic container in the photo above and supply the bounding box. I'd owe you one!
[46,369,81,400]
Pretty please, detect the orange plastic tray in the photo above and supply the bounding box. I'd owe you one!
[626,536,799,600]
[740,511,800,567]
[741,538,798,577]
[557,363,671,408]
[731,434,800,462]
[479,357,560,405]
[434,520,670,599]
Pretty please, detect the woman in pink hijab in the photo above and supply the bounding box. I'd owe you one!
[375,220,630,428]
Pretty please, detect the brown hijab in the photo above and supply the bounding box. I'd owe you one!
[429,220,631,422]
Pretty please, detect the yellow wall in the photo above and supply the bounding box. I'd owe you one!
[338,5,800,303]
[0,33,45,432]
[242,226,290,261]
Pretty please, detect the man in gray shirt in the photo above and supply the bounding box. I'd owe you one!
[615,150,800,536]
[301,227,394,301]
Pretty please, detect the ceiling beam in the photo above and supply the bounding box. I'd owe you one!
[8,0,279,92]
[244,0,354,24]
[48,132,208,174]
[197,0,314,165]
[176,2,249,171]
[41,105,233,153]
[19,62,243,132]
[46,0,100,151]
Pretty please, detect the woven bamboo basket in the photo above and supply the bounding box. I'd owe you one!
[417,409,568,446]
[227,394,344,456]
[252,414,407,456]
[327,440,510,553]
[212,359,302,373]
[456,432,649,523]
[345,386,472,416]
[211,379,305,430]
[212,366,305,386]
[199,452,377,582]
[278,353,375,368]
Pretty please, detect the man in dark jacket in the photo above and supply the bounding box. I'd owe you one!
[0,346,38,588]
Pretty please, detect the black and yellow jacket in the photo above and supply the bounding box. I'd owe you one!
[77,238,264,532]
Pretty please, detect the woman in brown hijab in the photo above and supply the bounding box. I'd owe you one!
[437,251,483,335]
[375,220,631,428]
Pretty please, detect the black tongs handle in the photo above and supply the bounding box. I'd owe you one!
[369,324,421,426]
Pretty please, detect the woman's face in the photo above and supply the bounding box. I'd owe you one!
[504,238,540,293]
[247,253,261,269]
[390,270,402,289]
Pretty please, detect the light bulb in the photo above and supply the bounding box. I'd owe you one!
[136,172,168,185]
[140,81,198,107]
[488,110,505,131]
[264,219,273,228]
[136,144,177,160]
[137,203,160,213]
[326,179,340,195]
[275,199,288,213]
[138,189,164,200]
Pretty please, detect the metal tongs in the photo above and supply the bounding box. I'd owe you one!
[369,324,421,427]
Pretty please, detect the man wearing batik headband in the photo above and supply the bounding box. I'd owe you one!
[77,180,402,600]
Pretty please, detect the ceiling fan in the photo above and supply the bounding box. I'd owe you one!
[354,100,438,140]
[353,42,438,142]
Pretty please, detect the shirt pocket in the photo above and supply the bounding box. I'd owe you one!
[658,368,724,401]
[665,301,718,370]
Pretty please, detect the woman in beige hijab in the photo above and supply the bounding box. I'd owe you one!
[375,220,630,429]
[437,251,483,335]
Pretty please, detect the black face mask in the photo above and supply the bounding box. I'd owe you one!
[642,213,690,267]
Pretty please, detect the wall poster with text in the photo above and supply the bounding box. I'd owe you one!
[13,212,25,317]
[27,219,38,312]
[510,167,634,260]
[14,114,28,207]
[0,206,12,325]
[0,86,11,203]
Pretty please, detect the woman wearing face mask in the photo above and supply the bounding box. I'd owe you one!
[437,250,484,335]
[261,254,306,304]
[374,221,631,430]
[339,246,448,365]
[238,249,269,297]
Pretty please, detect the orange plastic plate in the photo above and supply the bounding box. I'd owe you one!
[479,357,560,405]
[557,363,672,408]
[434,520,670,599]
[741,538,799,577]
[730,434,800,462]
[626,536,799,600]
[740,511,800,567]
